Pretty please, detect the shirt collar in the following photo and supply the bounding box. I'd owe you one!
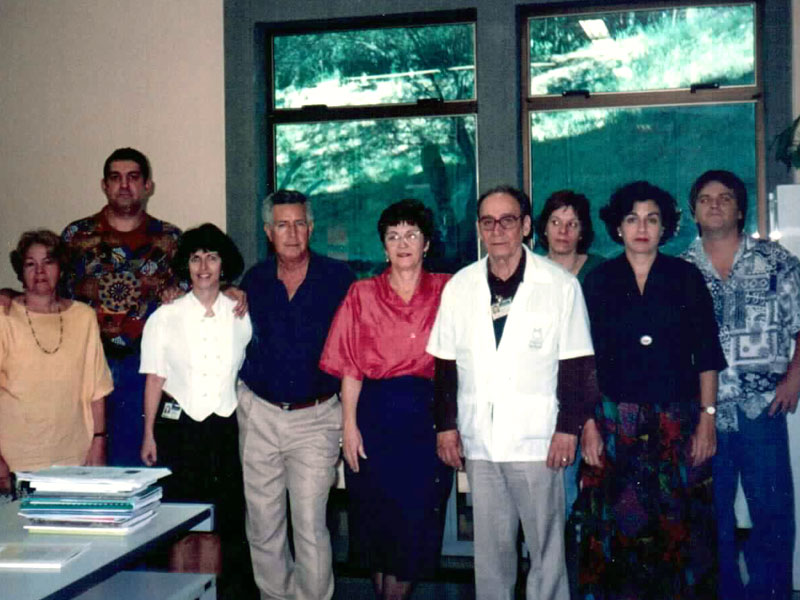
[378,267,433,306]
[688,234,748,280]
[486,247,526,288]
[605,251,670,294]
[96,205,150,234]
[186,290,224,316]
[269,250,318,278]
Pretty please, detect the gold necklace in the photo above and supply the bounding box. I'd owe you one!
[23,298,63,354]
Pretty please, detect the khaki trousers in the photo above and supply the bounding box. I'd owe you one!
[237,381,342,600]
[466,459,568,600]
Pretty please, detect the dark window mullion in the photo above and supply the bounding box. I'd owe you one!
[525,87,760,113]
[269,100,478,124]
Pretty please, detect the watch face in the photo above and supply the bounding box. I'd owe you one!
[704,406,717,415]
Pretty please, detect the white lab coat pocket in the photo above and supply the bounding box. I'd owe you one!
[512,311,558,396]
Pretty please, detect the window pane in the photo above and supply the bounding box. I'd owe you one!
[530,103,757,257]
[529,4,755,95]
[275,116,477,274]
[273,24,475,108]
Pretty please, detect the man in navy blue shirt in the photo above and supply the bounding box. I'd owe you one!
[237,190,354,600]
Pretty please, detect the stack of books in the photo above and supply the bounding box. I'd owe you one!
[15,466,171,536]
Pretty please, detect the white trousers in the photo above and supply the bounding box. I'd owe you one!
[466,459,568,600]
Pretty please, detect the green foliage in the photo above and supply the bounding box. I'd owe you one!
[527,5,757,261]
[271,24,478,271]
[774,116,800,171]
[276,117,477,271]
[267,7,757,271]
[273,24,475,107]
[530,103,757,258]
[529,5,754,95]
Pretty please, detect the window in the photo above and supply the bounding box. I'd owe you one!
[268,17,478,274]
[273,25,475,108]
[524,2,761,257]
[528,5,755,95]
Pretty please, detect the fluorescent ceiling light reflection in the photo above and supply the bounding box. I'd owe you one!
[579,19,610,40]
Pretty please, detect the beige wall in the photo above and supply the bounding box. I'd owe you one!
[0,0,225,288]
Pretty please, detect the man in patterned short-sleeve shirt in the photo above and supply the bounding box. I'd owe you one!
[683,169,800,600]
[61,148,181,466]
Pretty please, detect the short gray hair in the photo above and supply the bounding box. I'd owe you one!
[261,189,314,225]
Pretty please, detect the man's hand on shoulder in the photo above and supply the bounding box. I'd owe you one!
[546,432,577,471]
[159,285,185,305]
[0,454,11,494]
[0,289,20,315]
[436,429,464,470]
[222,286,248,317]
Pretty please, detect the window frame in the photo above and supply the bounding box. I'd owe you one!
[520,0,767,235]
[264,10,479,194]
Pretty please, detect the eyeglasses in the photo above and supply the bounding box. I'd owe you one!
[385,230,423,244]
[478,215,522,231]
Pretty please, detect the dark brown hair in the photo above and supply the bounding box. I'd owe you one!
[535,190,594,254]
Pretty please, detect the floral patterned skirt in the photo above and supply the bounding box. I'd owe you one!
[568,399,716,600]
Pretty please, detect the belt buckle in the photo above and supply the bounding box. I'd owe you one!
[279,402,292,411]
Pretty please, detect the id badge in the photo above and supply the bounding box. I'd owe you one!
[161,399,183,420]
[491,297,512,321]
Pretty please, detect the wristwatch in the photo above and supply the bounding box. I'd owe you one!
[701,405,717,416]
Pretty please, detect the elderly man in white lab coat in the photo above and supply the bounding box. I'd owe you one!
[427,185,599,600]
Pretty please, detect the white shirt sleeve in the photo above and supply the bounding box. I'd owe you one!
[557,277,594,360]
[139,306,167,377]
[426,278,458,360]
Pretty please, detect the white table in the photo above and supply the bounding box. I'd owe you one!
[74,571,216,600]
[0,501,213,600]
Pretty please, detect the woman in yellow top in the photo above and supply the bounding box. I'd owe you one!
[0,230,113,493]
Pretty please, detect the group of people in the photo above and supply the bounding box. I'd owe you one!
[0,146,797,600]
[458,175,795,600]
[0,148,252,577]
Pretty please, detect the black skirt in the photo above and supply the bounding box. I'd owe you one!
[345,376,453,580]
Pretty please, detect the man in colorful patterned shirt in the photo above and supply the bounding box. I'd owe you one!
[61,148,181,466]
[683,169,800,600]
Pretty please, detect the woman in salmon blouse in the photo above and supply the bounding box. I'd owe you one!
[320,199,453,600]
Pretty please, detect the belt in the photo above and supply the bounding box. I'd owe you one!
[265,394,334,411]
